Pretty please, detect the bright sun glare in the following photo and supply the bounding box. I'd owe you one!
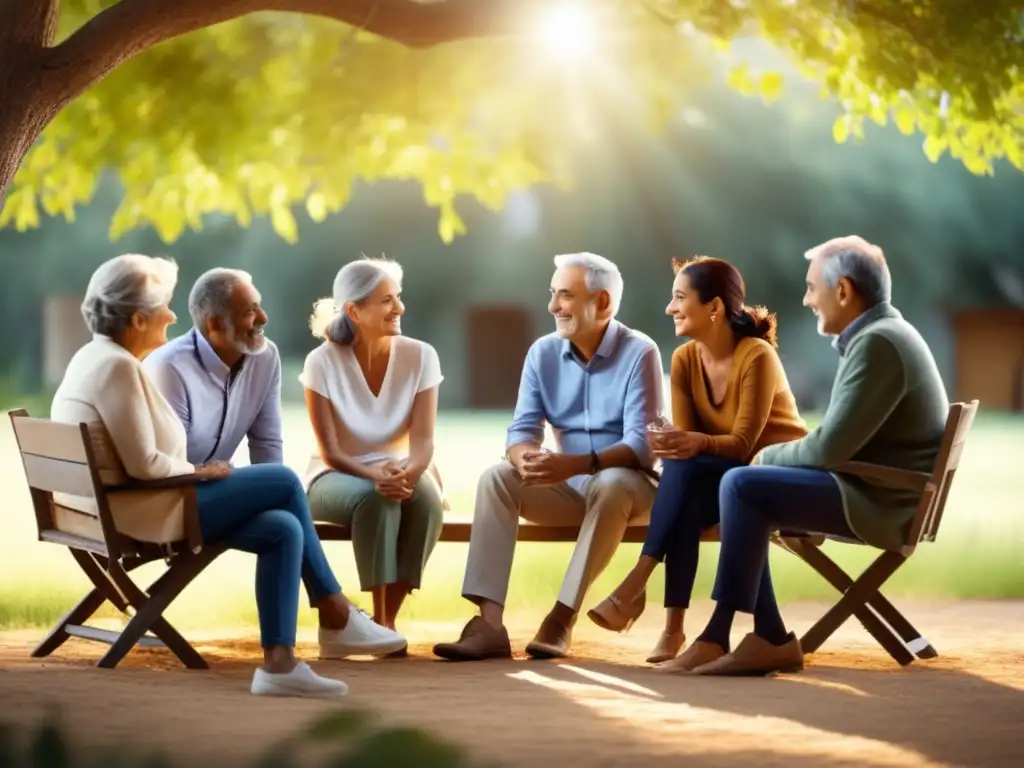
[539,5,594,58]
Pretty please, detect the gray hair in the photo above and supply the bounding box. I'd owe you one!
[310,257,404,345]
[189,268,254,335]
[552,251,624,316]
[805,235,892,307]
[81,254,178,340]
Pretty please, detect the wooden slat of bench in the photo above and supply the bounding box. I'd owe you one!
[316,521,722,544]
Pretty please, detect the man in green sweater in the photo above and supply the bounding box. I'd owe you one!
[672,235,949,677]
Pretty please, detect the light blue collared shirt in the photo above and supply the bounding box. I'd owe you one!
[506,320,664,494]
[144,328,283,465]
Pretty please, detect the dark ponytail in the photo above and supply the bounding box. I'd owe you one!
[729,304,778,348]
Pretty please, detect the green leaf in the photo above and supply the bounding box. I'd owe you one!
[270,205,299,243]
[923,135,948,163]
[895,107,916,136]
[726,63,755,96]
[832,115,851,144]
[306,191,328,223]
[758,72,784,102]
[305,709,375,741]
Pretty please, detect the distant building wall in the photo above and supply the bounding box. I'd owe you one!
[42,295,89,388]
[952,308,1024,412]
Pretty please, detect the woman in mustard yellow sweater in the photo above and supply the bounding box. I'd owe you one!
[587,256,807,670]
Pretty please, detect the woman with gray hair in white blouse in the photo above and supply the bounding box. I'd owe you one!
[50,254,404,697]
[302,257,445,643]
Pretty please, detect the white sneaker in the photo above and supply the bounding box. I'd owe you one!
[319,609,408,658]
[251,661,348,698]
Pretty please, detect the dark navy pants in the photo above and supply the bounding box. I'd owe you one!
[711,465,857,614]
[641,456,743,608]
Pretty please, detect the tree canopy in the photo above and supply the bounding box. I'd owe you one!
[1,0,1021,245]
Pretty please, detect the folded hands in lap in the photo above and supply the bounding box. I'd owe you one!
[371,460,415,501]
[517,450,580,488]
[193,460,232,480]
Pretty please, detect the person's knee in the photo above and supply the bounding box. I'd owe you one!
[719,467,764,523]
[260,509,305,553]
[474,461,520,514]
[720,466,759,500]
[586,468,646,517]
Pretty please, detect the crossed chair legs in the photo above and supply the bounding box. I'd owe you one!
[33,546,221,669]
[775,535,937,666]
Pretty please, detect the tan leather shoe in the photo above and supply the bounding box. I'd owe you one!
[586,590,647,633]
[690,632,804,676]
[646,631,685,664]
[433,617,512,661]
[525,611,576,659]
[654,639,725,674]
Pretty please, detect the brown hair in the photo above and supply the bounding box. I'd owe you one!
[671,256,778,347]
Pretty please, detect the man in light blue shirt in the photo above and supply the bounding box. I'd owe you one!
[434,252,663,663]
[145,268,283,466]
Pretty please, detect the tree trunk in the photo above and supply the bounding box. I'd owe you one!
[0,0,62,206]
[0,81,61,205]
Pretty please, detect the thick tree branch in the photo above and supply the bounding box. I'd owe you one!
[41,0,546,106]
[0,0,61,51]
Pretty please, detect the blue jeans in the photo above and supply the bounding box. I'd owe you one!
[196,464,342,647]
[642,456,743,608]
[711,466,857,614]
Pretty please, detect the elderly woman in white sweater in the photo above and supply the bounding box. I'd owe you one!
[50,254,405,697]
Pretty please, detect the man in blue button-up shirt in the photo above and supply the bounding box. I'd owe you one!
[145,268,284,466]
[434,253,664,663]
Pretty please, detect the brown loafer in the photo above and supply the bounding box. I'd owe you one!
[587,590,647,633]
[690,632,804,676]
[654,639,724,674]
[433,617,512,662]
[525,612,576,659]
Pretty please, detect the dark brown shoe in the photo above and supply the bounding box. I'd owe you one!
[433,617,512,662]
[525,611,576,659]
[690,632,804,676]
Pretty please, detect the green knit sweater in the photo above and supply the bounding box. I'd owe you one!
[759,304,949,551]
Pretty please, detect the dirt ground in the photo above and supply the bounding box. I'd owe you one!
[1,600,1023,767]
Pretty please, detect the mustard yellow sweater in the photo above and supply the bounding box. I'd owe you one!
[670,337,808,463]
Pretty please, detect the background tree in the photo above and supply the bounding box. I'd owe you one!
[1,0,1021,244]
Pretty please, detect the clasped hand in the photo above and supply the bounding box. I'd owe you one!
[517,450,579,488]
[194,460,232,479]
[648,427,704,460]
[372,460,415,501]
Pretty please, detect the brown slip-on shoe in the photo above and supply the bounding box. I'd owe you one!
[525,612,575,659]
[654,639,724,674]
[587,590,647,633]
[690,632,804,676]
[433,617,512,662]
[646,631,685,664]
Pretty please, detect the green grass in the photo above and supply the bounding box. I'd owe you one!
[0,406,1022,631]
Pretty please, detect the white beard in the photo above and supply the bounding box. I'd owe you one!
[227,322,268,356]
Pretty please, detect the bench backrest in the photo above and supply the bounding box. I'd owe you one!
[904,400,979,550]
[8,409,120,557]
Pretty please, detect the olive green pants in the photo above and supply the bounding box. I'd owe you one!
[307,470,444,592]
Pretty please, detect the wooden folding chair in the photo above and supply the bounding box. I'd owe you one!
[9,409,222,669]
[775,399,979,666]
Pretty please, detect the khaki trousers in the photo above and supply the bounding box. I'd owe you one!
[461,462,655,611]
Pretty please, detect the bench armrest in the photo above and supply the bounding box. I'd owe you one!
[107,475,203,493]
[832,461,931,492]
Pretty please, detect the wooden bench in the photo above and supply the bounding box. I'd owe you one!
[9,409,221,670]
[315,520,722,544]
